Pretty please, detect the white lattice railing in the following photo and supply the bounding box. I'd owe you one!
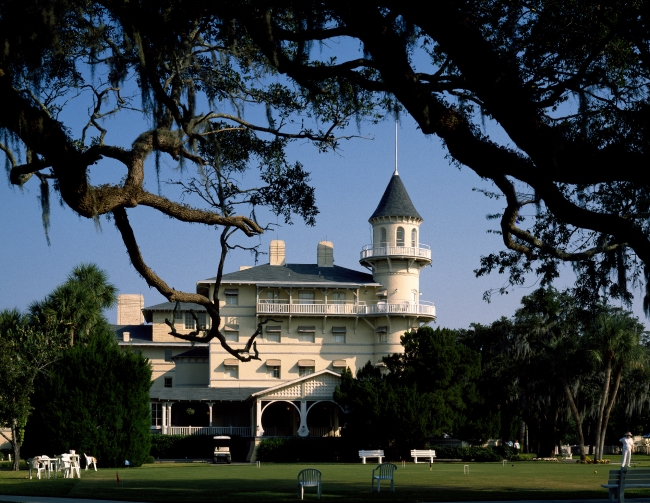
[360,244,432,261]
[257,301,435,317]
[308,427,341,437]
[168,426,251,436]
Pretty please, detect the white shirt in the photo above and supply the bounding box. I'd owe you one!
[620,437,634,451]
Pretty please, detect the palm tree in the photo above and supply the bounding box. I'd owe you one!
[29,263,117,345]
[589,309,648,461]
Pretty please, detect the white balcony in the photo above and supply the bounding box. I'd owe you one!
[257,300,436,318]
[168,426,251,436]
[360,244,432,261]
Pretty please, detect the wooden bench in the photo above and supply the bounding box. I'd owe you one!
[371,463,397,493]
[602,468,650,503]
[359,450,384,464]
[411,449,436,463]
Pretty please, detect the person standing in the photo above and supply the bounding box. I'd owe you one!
[514,440,520,453]
[620,432,634,468]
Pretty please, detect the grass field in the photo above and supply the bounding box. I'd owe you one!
[2,458,650,502]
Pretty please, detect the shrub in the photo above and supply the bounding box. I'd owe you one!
[429,445,504,462]
[22,328,152,467]
[255,437,357,462]
[144,455,155,464]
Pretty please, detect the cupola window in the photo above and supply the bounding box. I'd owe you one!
[380,227,387,246]
[411,228,417,247]
[396,227,405,246]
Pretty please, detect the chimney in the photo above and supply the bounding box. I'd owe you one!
[317,241,334,267]
[269,240,286,266]
[117,294,144,325]
[123,331,130,342]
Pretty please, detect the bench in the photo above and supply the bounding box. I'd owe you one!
[602,468,650,503]
[411,449,436,463]
[560,445,572,460]
[359,450,384,464]
[371,463,397,493]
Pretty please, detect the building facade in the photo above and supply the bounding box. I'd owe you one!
[114,171,435,460]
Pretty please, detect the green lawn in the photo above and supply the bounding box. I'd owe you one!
[2,458,650,502]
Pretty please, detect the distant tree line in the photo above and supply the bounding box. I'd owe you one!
[336,288,650,461]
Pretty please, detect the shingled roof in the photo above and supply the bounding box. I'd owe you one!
[370,174,422,220]
[199,263,376,286]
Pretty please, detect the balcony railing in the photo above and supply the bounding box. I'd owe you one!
[360,243,432,261]
[257,300,436,317]
[168,426,251,436]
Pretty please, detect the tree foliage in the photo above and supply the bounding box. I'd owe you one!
[334,326,486,453]
[23,327,152,468]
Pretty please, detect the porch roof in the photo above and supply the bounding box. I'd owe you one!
[150,387,265,402]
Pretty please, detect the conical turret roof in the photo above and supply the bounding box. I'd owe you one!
[370,173,422,220]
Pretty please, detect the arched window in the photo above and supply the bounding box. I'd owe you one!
[396,227,405,246]
[411,228,417,247]
[380,227,387,246]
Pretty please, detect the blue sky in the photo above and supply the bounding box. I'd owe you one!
[0,80,647,330]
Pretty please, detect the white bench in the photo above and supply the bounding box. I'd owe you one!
[411,449,436,463]
[359,449,384,464]
[602,468,650,503]
[560,445,572,460]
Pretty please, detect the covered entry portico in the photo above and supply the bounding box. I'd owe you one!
[252,370,343,438]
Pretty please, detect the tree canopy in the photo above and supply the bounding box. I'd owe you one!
[4,0,650,363]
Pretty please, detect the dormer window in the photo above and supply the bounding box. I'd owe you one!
[396,227,405,246]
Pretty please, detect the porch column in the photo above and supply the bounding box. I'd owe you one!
[297,400,309,437]
[207,402,214,427]
[166,402,172,434]
[255,400,264,437]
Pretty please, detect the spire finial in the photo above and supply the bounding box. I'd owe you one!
[394,120,399,175]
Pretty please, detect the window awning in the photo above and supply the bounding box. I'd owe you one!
[224,289,239,295]
[332,326,347,333]
[224,359,240,366]
[375,326,388,333]
[375,361,387,368]
[376,289,387,297]
[266,325,282,333]
[332,360,347,368]
[223,324,239,332]
[298,326,316,333]
[298,359,315,367]
[266,359,281,366]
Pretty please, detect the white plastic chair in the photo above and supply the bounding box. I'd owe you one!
[371,463,397,493]
[57,454,73,478]
[28,457,46,480]
[39,455,53,478]
[297,468,322,500]
[84,453,97,471]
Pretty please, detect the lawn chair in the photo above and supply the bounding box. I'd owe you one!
[297,468,322,500]
[84,453,97,471]
[371,463,397,493]
[57,454,73,478]
[39,455,54,478]
[27,457,46,480]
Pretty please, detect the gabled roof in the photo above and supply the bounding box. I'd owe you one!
[198,263,376,287]
[112,324,152,342]
[370,173,422,220]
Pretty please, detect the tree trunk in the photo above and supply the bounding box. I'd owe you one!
[598,368,623,461]
[594,359,612,461]
[563,377,586,461]
[11,422,20,471]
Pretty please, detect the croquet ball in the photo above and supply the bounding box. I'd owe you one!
[594,471,598,474]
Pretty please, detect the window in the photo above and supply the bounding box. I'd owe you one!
[411,228,417,247]
[396,227,405,246]
[298,291,314,304]
[332,292,346,304]
[380,227,387,246]
[332,326,346,344]
[174,309,182,321]
[298,326,315,343]
[151,403,162,427]
[225,331,238,342]
[266,326,281,342]
[378,333,388,343]
[225,289,239,305]
[164,377,173,388]
[267,289,279,303]
[185,312,207,330]
[224,365,238,379]
[267,366,280,379]
[164,350,172,362]
[299,366,314,377]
